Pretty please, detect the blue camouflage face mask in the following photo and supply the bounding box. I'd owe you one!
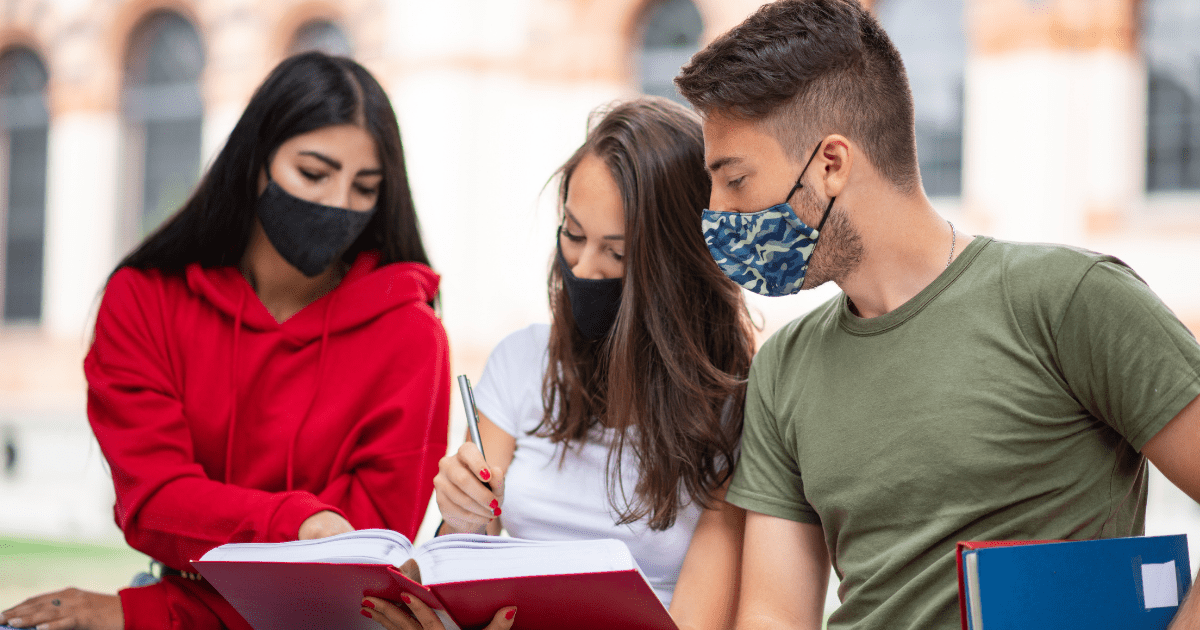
[701,143,835,296]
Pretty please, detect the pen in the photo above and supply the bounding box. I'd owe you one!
[456,375,492,490]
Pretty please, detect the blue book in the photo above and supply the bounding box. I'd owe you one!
[956,535,1191,630]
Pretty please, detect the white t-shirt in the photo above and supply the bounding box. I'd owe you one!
[473,324,703,606]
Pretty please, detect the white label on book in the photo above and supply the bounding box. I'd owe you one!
[1141,560,1179,609]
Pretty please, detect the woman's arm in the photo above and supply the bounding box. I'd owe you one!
[434,413,516,536]
[669,485,746,630]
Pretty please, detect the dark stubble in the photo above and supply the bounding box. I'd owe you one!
[795,184,864,290]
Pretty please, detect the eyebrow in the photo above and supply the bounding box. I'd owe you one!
[564,208,624,241]
[299,150,382,177]
[707,156,743,174]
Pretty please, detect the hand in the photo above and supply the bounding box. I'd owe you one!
[361,594,515,630]
[433,442,504,535]
[298,510,354,540]
[1,588,123,630]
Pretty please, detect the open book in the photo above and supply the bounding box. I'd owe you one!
[193,530,676,630]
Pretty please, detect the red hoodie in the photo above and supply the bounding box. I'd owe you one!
[85,251,450,630]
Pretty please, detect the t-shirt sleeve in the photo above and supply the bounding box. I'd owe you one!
[726,339,821,525]
[1054,261,1200,450]
[473,325,547,438]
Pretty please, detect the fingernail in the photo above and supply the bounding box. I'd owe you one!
[505,609,516,620]
[400,593,411,604]
[361,609,373,619]
[494,507,502,516]
[480,469,491,481]
[489,499,499,509]
[37,625,50,630]
[8,620,21,627]
[362,599,374,609]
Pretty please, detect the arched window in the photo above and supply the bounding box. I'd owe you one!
[1143,0,1200,192]
[875,0,966,198]
[122,11,205,237]
[0,48,49,323]
[638,0,703,104]
[289,20,353,57]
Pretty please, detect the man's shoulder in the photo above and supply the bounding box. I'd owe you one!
[977,239,1133,311]
[983,238,1125,283]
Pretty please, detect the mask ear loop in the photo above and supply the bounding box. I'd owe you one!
[789,141,836,233]
[783,142,827,204]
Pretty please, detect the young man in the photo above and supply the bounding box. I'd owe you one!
[674,1,1200,629]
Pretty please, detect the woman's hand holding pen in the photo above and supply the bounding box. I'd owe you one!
[433,441,504,535]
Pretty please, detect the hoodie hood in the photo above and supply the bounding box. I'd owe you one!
[185,250,440,341]
[184,250,441,489]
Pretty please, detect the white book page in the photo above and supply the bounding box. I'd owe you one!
[198,529,414,565]
[412,534,637,585]
[966,552,984,630]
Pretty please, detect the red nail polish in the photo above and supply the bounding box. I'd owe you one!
[362,599,374,609]
[489,499,498,509]
[400,594,411,604]
[480,469,491,481]
[494,507,502,516]
[505,609,516,620]
[361,609,373,619]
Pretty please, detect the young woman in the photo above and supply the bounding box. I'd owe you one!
[1,53,450,630]
[362,98,755,630]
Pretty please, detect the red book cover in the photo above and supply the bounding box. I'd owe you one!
[423,569,675,630]
[954,540,1060,630]
[194,559,677,630]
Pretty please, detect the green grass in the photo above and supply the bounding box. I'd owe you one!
[0,536,149,610]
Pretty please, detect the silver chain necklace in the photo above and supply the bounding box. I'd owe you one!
[946,220,957,269]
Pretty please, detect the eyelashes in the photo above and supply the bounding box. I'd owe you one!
[561,232,623,261]
[297,168,379,196]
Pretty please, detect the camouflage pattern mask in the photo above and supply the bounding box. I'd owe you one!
[701,143,834,296]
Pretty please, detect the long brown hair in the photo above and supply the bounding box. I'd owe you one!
[540,98,755,530]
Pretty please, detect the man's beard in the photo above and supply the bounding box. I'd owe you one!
[795,186,864,290]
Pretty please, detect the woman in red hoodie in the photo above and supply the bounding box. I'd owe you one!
[1,52,450,630]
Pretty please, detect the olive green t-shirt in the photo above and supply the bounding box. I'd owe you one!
[727,237,1200,630]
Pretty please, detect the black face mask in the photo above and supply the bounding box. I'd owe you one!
[255,180,377,277]
[557,242,623,341]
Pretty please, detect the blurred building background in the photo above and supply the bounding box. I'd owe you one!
[0,0,1197,611]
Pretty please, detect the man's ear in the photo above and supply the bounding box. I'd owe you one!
[815,134,853,198]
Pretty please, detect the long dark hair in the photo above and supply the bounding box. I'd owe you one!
[541,98,755,530]
[114,51,431,275]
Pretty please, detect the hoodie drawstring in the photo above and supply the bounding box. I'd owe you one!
[224,290,247,484]
[286,291,336,492]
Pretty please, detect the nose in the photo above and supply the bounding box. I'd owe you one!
[328,184,353,210]
[707,188,730,214]
[570,248,608,280]
[314,175,355,210]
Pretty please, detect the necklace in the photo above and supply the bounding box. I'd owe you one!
[946,220,957,269]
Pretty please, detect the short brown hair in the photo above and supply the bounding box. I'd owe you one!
[675,0,920,193]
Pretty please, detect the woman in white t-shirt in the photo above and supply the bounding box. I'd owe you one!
[363,98,755,630]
